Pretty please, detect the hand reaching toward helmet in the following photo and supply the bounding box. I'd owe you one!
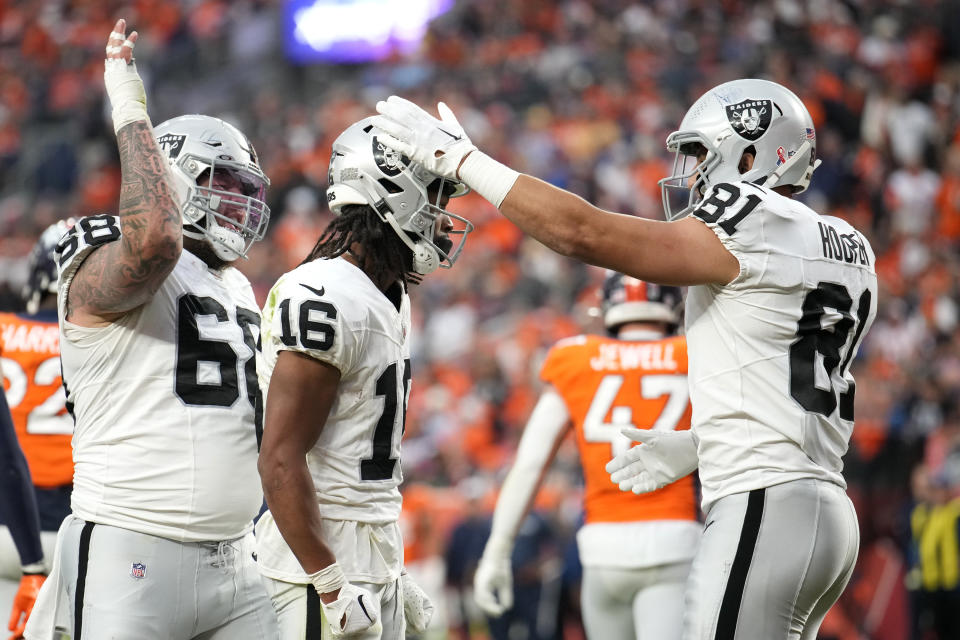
[373,96,520,208]
[372,96,476,181]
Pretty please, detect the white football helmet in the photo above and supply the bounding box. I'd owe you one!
[660,78,822,220]
[326,117,473,275]
[153,115,270,261]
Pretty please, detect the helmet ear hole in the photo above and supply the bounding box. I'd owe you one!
[739,145,756,174]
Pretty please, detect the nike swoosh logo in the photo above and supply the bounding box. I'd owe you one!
[357,595,373,622]
[703,520,715,533]
[300,283,325,297]
[437,127,462,141]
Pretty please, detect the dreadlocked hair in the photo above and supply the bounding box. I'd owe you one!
[302,204,422,286]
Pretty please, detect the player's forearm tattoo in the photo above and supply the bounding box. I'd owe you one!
[68,121,182,316]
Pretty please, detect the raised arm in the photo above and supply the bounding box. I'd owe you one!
[66,19,181,325]
[498,175,738,286]
[373,97,739,287]
[474,386,570,616]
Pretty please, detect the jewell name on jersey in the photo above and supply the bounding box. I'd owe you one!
[589,341,678,372]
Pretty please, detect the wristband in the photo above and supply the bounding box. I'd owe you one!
[104,58,150,134]
[457,151,520,208]
[308,562,346,595]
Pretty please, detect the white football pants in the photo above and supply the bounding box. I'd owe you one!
[24,515,278,639]
[262,574,403,639]
[684,479,859,640]
[580,560,690,640]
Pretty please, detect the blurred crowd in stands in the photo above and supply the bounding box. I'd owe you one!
[2,0,960,638]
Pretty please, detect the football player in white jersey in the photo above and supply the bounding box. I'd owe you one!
[256,118,472,639]
[25,19,278,639]
[373,79,878,640]
[473,273,700,640]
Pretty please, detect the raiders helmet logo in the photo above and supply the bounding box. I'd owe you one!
[372,135,409,177]
[240,137,260,165]
[725,99,772,141]
[157,133,187,159]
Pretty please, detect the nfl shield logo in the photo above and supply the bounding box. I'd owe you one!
[130,562,147,579]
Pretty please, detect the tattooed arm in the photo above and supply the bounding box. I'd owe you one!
[66,19,182,326]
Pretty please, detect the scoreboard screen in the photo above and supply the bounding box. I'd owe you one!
[284,0,455,64]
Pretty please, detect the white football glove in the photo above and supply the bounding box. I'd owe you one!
[606,428,699,494]
[473,549,513,617]
[371,96,477,181]
[319,583,381,637]
[103,19,149,134]
[400,570,434,633]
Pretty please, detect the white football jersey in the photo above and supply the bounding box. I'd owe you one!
[259,256,410,521]
[685,183,877,511]
[56,215,264,541]
[255,257,410,582]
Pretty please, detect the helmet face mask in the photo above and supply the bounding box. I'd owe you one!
[154,115,270,262]
[660,133,719,221]
[659,79,820,221]
[327,118,473,275]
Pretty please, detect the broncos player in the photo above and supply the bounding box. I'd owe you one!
[0,220,76,638]
[0,387,44,639]
[374,78,877,640]
[474,273,699,640]
[256,118,472,638]
[25,19,277,639]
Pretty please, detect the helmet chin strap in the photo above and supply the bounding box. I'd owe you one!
[410,240,440,274]
[382,209,439,274]
[182,212,245,262]
[207,224,244,261]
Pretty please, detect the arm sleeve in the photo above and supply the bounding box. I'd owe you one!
[0,389,43,567]
[486,386,570,555]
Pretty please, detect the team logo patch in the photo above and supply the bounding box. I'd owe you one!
[130,562,147,579]
[156,133,187,159]
[372,135,409,177]
[725,99,772,141]
[242,139,260,165]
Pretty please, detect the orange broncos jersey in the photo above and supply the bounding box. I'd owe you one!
[0,311,73,487]
[541,333,696,525]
